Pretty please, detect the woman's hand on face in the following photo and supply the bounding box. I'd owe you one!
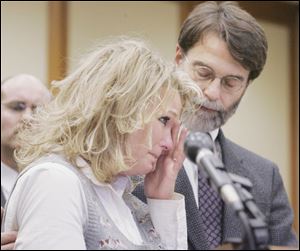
[144,123,188,200]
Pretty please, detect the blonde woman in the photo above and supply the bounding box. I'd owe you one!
[2,38,201,250]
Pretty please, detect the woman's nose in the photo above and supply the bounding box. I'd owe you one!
[161,131,173,152]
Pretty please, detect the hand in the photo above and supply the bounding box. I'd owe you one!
[1,208,17,250]
[1,232,17,250]
[144,124,188,200]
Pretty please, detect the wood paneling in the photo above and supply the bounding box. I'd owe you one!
[48,1,67,88]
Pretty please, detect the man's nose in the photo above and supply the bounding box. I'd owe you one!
[203,78,222,101]
[22,107,33,121]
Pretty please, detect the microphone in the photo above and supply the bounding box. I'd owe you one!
[184,132,244,212]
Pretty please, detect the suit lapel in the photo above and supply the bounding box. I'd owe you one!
[218,130,247,243]
[176,168,211,250]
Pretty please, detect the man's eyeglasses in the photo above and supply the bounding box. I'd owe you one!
[183,55,247,94]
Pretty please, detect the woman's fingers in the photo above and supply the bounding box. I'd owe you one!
[1,231,17,247]
[171,122,180,146]
[1,242,15,250]
[177,127,188,153]
[172,127,188,157]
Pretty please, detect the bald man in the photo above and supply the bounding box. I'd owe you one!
[1,74,51,249]
[1,74,51,207]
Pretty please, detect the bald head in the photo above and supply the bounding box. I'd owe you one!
[1,74,51,101]
[1,74,51,164]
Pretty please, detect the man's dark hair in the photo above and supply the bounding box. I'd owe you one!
[178,1,268,81]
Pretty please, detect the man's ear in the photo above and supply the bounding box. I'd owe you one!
[175,44,184,66]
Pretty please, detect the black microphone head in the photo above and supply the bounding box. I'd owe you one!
[184,132,214,163]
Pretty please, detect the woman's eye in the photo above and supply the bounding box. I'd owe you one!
[158,116,170,126]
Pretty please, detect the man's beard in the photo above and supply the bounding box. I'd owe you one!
[184,97,242,132]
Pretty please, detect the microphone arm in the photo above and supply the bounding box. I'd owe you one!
[230,177,269,250]
[195,148,245,212]
[184,132,269,250]
[195,153,269,250]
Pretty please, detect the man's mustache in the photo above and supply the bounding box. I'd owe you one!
[192,97,225,112]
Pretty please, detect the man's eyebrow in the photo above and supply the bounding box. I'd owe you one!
[192,60,210,67]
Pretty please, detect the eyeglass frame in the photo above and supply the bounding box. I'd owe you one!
[182,54,248,94]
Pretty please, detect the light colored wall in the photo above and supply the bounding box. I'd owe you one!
[223,20,292,198]
[67,1,180,72]
[1,1,48,84]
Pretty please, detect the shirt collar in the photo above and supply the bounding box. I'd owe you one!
[75,156,132,197]
[208,128,219,142]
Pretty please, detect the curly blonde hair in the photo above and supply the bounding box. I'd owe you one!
[16,38,202,183]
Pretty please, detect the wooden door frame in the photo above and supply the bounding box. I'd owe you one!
[48,1,67,86]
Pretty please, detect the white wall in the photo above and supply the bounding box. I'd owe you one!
[67,1,180,72]
[1,1,48,84]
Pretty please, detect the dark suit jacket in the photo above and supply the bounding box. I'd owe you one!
[133,130,298,249]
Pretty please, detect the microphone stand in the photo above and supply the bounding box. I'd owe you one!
[198,155,269,249]
[226,172,270,250]
[184,131,269,249]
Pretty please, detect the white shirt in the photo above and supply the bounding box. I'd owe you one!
[1,161,18,201]
[3,158,187,250]
[184,128,219,208]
